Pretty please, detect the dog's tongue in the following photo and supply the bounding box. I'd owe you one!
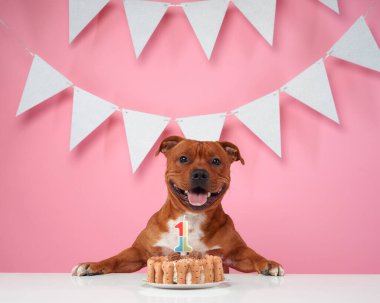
[188,191,208,206]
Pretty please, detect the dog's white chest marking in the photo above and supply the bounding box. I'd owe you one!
[155,212,216,253]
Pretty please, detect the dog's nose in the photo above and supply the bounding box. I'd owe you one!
[191,169,209,181]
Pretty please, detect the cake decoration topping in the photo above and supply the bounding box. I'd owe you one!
[167,252,181,261]
[188,250,203,259]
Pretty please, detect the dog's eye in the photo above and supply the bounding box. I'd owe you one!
[212,158,221,166]
[179,156,189,163]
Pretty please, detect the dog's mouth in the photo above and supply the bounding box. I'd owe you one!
[170,181,225,211]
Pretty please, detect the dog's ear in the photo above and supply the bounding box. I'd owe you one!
[155,136,184,156]
[218,141,245,165]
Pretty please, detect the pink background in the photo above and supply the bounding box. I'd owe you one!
[0,0,379,274]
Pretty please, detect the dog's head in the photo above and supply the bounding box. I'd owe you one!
[156,136,244,212]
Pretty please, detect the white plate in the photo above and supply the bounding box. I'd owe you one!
[143,280,227,289]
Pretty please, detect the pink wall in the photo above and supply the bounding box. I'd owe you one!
[0,0,379,274]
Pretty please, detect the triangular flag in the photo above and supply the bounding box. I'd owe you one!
[176,113,226,141]
[69,0,110,43]
[233,91,281,157]
[16,55,72,116]
[233,0,277,46]
[284,59,339,123]
[123,0,169,58]
[70,87,117,150]
[122,109,170,173]
[330,16,380,72]
[182,0,229,59]
[319,0,339,14]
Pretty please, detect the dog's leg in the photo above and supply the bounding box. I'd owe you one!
[227,246,284,276]
[72,246,146,276]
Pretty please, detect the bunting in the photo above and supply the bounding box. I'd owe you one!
[319,0,340,14]
[123,0,169,58]
[66,0,355,58]
[122,109,170,172]
[176,113,226,141]
[284,59,339,124]
[329,16,380,72]
[69,0,110,43]
[16,55,72,116]
[182,0,229,59]
[233,0,277,46]
[11,12,380,172]
[70,87,118,151]
[121,0,278,58]
[233,91,281,157]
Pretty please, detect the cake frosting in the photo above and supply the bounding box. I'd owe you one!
[147,252,224,284]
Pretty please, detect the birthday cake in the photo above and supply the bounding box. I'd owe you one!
[147,252,224,284]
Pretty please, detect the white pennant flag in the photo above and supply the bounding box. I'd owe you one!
[122,109,170,173]
[319,0,339,14]
[69,0,110,43]
[123,0,169,58]
[284,59,339,124]
[16,55,72,116]
[182,0,229,59]
[329,16,380,72]
[70,87,118,151]
[176,113,226,141]
[233,0,277,46]
[233,91,281,157]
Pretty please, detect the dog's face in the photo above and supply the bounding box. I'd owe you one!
[156,136,244,212]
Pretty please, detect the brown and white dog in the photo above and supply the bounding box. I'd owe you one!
[72,136,284,276]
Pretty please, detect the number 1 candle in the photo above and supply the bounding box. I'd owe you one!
[174,216,193,255]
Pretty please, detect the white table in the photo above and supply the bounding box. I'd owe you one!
[0,273,379,303]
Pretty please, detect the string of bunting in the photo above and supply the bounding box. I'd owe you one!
[70,0,340,59]
[1,7,380,173]
[319,0,340,14]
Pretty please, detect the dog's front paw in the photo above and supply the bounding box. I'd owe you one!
[256,260,285,276]
[71,262,112,276]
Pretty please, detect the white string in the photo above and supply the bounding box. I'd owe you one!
[324,49,334,59]
[222,112,235,117]
[123,108,170,121]
[364,0,379,19]
[0,18,34,56]
[167,3,183,7]
[165,0,234,8]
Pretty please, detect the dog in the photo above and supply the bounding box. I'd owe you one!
[72,136,284,276]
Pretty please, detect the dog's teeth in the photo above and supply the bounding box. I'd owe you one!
[185,190,189,195]
[207,192,211,198]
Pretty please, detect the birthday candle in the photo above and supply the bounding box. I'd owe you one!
[174,216,193,255]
